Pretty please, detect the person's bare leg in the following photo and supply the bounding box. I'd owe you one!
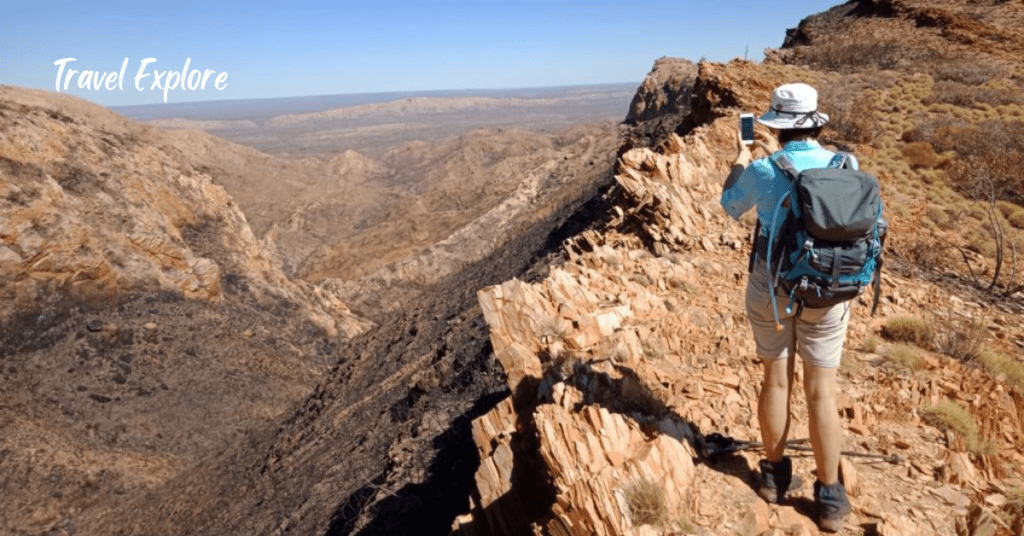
[758,355,795,462]
[803,361,841,484]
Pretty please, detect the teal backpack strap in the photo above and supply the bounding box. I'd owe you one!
[765,152,800,331]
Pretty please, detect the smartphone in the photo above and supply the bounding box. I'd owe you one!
[740,113,755,146]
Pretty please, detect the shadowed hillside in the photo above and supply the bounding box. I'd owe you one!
[0,77,627,534]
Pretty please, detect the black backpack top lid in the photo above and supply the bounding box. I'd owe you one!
[773,154,882,243]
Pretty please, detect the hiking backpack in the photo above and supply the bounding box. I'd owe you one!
[760,152,887,329]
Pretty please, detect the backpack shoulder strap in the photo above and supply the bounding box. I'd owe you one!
[769,153,800,182]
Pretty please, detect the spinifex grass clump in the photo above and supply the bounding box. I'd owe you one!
[862,335,880,353]
[921,400,995,456]
[978,349,1024,393]
[624,479,668,526]
[882,317,934,347]
[886,343,924,371]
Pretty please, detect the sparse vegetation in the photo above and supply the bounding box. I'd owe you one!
[924,80,1024,109]
[932,61,1004,86]
[668,276,696,294]
[921,400,995,456]
[643,339,665,361]
[839,354,863,377]
[538,315,569,344]
[820,87,877,144]
[624,479,668,526]
[881,317,934,347]
[978,348,1024,393]
[886,343,924,371]
[905,235,950,272]
[862,335,880,353]
[795,36,904,72]
[932,314,987,364]
[675,517,698,534]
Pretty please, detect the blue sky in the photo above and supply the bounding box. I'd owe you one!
[2,1,843,107]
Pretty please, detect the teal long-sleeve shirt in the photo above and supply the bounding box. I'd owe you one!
[720,140,857,238]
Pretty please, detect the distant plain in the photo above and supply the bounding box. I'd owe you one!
[112,83,637,157]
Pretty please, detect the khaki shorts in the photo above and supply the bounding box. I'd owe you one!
[745,259,851,369]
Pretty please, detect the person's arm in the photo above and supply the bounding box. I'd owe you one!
[722,129,769,219]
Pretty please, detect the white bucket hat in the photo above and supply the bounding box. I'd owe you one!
[757,83,829,129]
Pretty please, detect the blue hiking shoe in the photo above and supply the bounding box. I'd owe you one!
[814,479,852,532]
[757,457,803,504]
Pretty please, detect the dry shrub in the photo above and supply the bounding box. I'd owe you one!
[901,117,968,151]
[924,80,1024,108]
[921,400,994,456]
[794,36,905,72]
[882,316,934,347]
[901,141,939,169]
[624,479,668,526]
[931,314,987,363]
[903,119,1024,208]
[905,235,949,271]
[932,61,1004,86]
[965,225,997,258]
[820,91,876,144]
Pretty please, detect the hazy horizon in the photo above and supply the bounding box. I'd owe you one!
[108,81,640,122]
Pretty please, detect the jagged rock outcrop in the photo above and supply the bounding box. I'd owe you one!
[0,86,369,338]
[625,58,697,125]
[679,60,780,137]
[622,58,698,152]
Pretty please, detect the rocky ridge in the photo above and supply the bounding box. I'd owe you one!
[452,58,1024,535]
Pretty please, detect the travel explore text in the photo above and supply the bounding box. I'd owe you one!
[53,58,228,103]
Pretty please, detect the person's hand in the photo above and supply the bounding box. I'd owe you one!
[754,129,781,156]
[734,130,754,167]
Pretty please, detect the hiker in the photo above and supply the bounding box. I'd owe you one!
[720,83,860,532]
